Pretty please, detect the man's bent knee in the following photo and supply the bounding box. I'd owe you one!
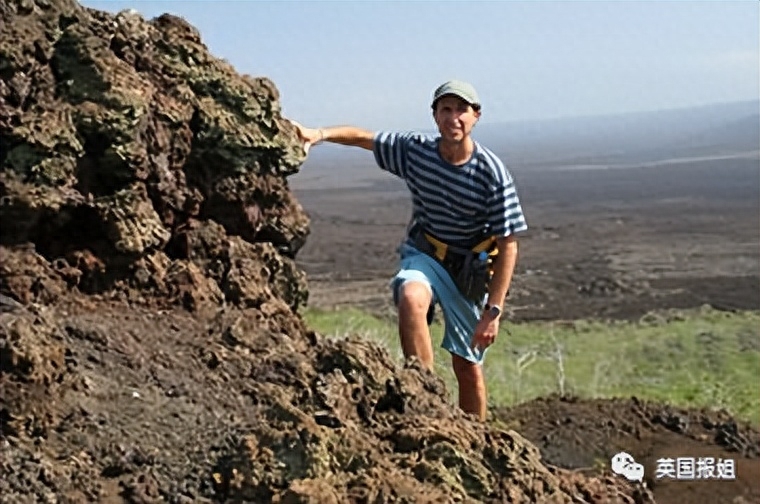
[396,281,433,317]
[396,280,435,368]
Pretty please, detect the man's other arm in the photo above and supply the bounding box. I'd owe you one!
[486,234,518,311]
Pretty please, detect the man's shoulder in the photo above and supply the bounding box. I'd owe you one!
[473,141,512,182]
[473,141,505,167]
[376,130,437,146]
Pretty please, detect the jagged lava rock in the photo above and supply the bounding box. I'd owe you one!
[1,0,309,311]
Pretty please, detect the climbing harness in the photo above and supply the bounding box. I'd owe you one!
[409,222,498,303]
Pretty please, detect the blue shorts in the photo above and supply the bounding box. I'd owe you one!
[390,242,487,364]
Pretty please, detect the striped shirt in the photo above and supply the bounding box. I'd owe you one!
[373,131,528,246]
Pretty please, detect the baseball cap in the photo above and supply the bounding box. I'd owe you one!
[431,80,481,110]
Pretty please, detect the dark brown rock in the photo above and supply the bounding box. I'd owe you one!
[1,0,309,311]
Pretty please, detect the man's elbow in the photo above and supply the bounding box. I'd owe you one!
[358,137,374,151]
[348,129,376,150]
[356,132,375,151]
[497,234,519,253]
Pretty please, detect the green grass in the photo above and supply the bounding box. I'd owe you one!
[301,305,760,425]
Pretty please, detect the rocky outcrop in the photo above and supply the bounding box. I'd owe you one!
[1,0,308,312]
[0,298,655,503]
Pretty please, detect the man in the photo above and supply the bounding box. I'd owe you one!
[291,80,527,420]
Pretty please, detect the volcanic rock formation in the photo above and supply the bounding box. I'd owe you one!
[1,0,308,313]
[0,1,658,502]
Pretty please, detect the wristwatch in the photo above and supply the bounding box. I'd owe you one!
[484,303,502,319]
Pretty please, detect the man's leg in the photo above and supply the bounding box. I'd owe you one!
[451,353,487,421]
[396,280,435,369]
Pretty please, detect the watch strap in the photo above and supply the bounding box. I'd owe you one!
[485,303,502,317]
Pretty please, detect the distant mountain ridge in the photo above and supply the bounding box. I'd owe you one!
[475,99,760,166]
[292,100,759,189]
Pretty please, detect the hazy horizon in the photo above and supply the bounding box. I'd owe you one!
[80,0,759,131]
[307,99,760,178]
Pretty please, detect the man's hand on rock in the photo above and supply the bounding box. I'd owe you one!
[289,120,324,154]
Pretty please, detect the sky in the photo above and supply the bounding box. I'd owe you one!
[80,0,759,131]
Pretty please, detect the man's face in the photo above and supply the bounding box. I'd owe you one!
[433,95,481,142]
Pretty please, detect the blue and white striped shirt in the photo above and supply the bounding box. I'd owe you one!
[373,131,528,246]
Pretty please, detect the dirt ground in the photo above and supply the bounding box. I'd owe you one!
[495,396,760,504]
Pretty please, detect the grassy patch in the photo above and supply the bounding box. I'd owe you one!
[301,306,760,425]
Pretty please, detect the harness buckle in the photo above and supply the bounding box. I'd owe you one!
[409,224,498,302]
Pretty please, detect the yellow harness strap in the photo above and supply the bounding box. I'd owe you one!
[423,233,498,262]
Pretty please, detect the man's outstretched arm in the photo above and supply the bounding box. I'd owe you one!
[291,121,374,151]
